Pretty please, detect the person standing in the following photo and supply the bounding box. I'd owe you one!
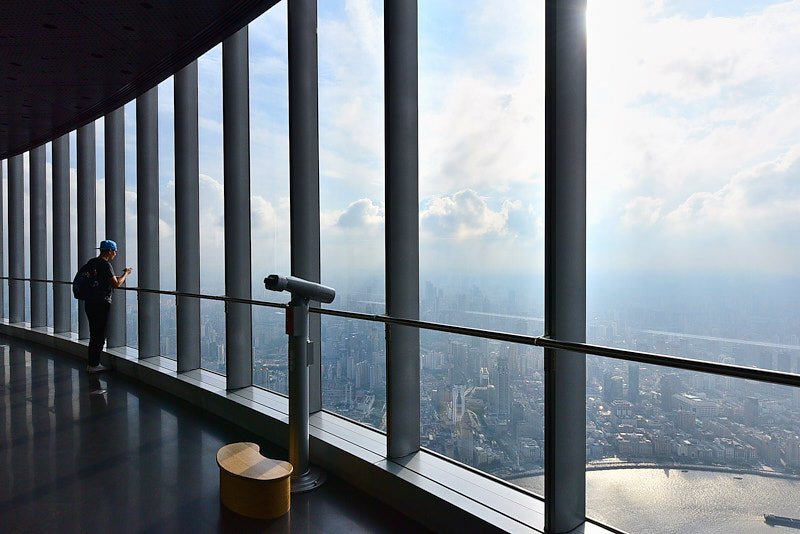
[83,240,133,373]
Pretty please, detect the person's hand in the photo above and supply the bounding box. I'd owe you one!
[124,267,133,274]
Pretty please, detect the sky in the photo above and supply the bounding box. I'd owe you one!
[586,0,800,276]
[2,0,800,315]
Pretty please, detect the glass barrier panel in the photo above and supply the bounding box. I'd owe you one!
[322,315,386,431]
[253,306,288,395]
[159,295,176,361]
[200,298,226,375]
[421,329,544,496]
[579,355,800,533]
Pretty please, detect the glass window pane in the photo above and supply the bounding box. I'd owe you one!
[317,0,387,426]
[158,78,176,292]
[45,142,53,327]
[158,77,176,360]
[95,117,105,242]
[198,43,225,374]
[124,102,138,348]
[318,0,385,310]
[69,130,78,333]
[23,151,29,322]
[419,1,545,337]
[586,0,800,374]
[249,1,291,391]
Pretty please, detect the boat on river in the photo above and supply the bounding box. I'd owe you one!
[764,514,800,529]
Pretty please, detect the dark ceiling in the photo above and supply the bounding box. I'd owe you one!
[0,0,279,159]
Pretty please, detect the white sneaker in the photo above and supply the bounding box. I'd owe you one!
[87,364,110,374]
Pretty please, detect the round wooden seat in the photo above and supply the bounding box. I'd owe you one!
[216,442,293,519]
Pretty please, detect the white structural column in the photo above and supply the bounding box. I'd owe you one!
[384,0,420,459]
[77,123,97,339]
[544,0,587,532]
[0,159,4,318]
[29,145,47,328]
[52,134,71,333]
[222,28,253,389]
[7,155,24,323]
[175,60,201,372]
[105,108,126,348]
[137,88,161,358]
[288,0,323,412]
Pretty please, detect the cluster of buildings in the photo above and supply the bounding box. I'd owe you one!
[588,359,800,474]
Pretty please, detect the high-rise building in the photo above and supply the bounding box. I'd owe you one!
[628,364,640,404]
[355,360,370,390]
[604,374,624,403]
[743,397,760,427]
[497,356,511,419]
[660,374,682,411]
[479,367,490,387]
[452,384,466,425]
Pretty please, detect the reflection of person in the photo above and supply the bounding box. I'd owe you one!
[84,240,133,373]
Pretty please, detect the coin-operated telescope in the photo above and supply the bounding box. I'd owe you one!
[264,275,335,492]
[264,275,335,304]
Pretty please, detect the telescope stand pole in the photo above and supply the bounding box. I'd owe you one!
[288,295,326,492]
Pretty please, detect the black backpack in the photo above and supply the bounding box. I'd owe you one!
[72,259,104,301]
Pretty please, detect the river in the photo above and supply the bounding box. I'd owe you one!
[515,469,800,533]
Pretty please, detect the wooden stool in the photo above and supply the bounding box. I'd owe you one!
[216,442,293,519]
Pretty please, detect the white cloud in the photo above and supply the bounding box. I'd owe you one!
[320,198,385,277]
[588,0,800,199]
[623,196,664,227]
[598,145,800,274]
[420,189,535,240]
[666,145,800,228]
[334,198,384,229]
[317,0,385,200]
[587,0,800,275]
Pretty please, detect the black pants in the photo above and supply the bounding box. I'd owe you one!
[84,300,111,367]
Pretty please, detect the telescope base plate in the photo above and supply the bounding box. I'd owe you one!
[290,466,327,493]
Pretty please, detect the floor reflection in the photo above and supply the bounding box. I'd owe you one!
[0,334,427,533]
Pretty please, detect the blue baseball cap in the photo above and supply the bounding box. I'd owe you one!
[98,240,118,252]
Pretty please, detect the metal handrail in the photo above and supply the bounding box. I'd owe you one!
[2,275,799,388]
[1,275,285,309]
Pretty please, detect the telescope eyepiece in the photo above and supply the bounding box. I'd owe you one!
[264,274,336,304]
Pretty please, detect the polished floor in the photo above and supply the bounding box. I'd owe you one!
[0,335,429,533]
